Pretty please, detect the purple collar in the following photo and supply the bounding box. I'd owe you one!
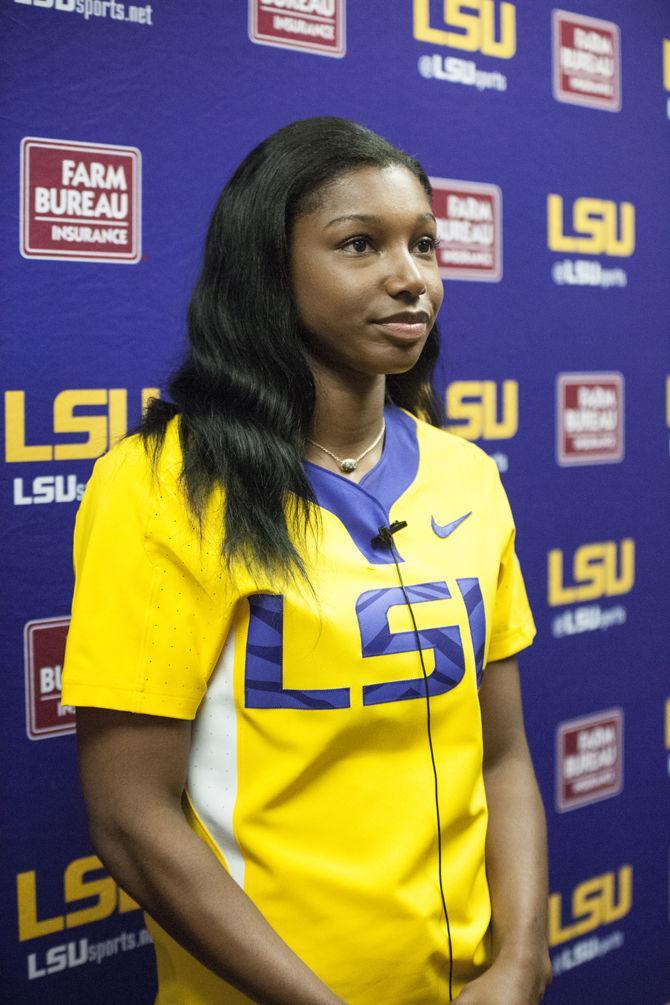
[304,405,419,565]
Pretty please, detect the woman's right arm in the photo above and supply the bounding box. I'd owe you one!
[76,707,344,1005]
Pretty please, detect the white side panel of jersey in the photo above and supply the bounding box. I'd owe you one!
[186,629,245,887]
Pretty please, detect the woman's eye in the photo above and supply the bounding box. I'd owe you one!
[341,235,439,255]
[342,236,371,253]
[416,236,439,254]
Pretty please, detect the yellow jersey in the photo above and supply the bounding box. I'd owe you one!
[63,404,536,1004]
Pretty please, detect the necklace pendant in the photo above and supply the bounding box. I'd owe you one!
[340,458,358,474]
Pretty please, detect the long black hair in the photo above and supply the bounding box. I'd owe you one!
[139,117,441,582]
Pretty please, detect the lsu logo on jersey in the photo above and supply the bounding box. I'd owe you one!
[245,577,487,709]
[548,539,634,607]
[444,380,518,441]
[413,0,516,59]
[547,195,635,257]
[549,866,632,946]
[17,855,139,942]
[4,387,159,463]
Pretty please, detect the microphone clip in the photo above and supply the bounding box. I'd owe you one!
[371,520,408,549]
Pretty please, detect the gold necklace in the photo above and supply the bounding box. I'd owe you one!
[307,421,386,474]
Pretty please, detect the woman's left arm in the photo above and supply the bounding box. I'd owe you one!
[458,656,552,1004]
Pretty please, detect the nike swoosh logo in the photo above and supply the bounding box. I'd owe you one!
[431,512,472,539]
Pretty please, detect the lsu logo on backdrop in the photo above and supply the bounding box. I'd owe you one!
[414,1,516,57]
[5,387,159,505]
[556,373,624,465]
[444,380,517,438]
[556,708,623,812]
[248,0,345,58]
[552,10,621,112]
[16,854,151,980]
[20,138,141,263]
[24,618,73,740]
[415,1,514,93]
[444,379,517,472]
[548,538,633,638]
[430,178,502,282]
[17,855,139,941]
[548,539,634,605]
[14,0,154,27]
[548,196,635,257]
[548,196,634,289]
[549,866,631,976]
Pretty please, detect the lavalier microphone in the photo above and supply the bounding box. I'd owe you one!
[368,514,454,1001]
[370,520,408,548]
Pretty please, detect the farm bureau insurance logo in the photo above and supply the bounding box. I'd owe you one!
[248,0,345,58]
[547,194,634,289]
[552,10,621,112]
[556,372,624,465]
[430,178,502,282]
[21,138,141,263]
[24,618,74,740]
[556,708,623,812]
[549,865,631,977]
[415,0,515,94]
[548,537,634,639]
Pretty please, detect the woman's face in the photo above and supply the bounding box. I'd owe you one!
[290,165,444,379]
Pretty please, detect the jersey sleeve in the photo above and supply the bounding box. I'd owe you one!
[487,464,537,663]
[62,433,232,719]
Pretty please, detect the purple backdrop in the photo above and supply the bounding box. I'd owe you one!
[3,2,669,1001]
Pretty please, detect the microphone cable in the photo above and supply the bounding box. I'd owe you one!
[374,524,454,1003]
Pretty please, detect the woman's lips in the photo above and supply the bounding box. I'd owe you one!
[373,320,428,339]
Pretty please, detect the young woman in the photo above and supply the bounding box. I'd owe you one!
[63,117,552,1004]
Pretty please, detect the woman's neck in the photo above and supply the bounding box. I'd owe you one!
[305,364,387,482]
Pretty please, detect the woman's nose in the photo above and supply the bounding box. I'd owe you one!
[384,249,427,298]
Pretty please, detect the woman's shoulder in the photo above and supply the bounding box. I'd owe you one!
[411,411,500,481]
[92,415,182,489]
[75,415,229,590]
[82,416,186,527]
